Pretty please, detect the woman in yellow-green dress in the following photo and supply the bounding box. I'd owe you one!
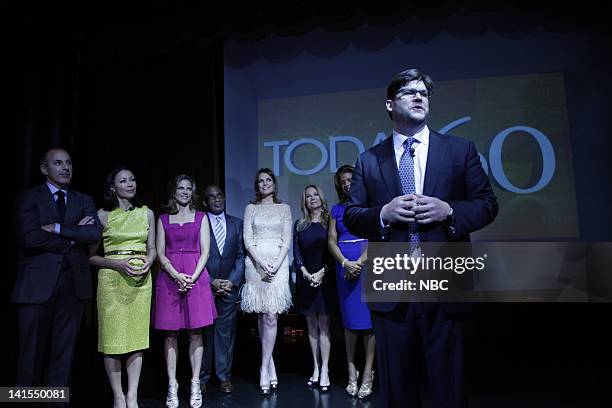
[89,166,156,408]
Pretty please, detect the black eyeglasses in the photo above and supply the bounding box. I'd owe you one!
[396,89,432,99]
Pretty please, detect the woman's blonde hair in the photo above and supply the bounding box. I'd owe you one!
[296,184,329,232]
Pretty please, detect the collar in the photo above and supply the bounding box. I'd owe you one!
[47,182,68,196]
[393,126,430,149]
[208,211,226,222]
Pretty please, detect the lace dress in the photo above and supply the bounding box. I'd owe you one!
[240,203,292,314]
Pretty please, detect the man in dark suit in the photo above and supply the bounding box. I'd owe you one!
[12,148,102,390]
[199,185,245,394]
[344,69,498,407]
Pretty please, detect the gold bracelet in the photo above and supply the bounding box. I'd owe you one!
[342,259,348,268]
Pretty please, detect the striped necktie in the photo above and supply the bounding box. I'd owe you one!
[214,215,226,255]
[399,137,420,253]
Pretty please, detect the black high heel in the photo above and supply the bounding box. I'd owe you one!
[319,371,331,392]
[306,376,318,387]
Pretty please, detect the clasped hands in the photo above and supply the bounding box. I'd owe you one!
[174,272,195,292]
[258,258,279,283]
[381,193,451,225]
[116,255,153,278]
[303,268,325,287]
[343,260,363,281]
[212,278,233,295]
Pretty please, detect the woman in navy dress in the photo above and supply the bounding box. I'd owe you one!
[293,185,335,391]
[328,165,375,399]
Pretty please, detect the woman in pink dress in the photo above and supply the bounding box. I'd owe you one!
[154,174,216,408]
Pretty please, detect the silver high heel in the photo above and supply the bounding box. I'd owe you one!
[260,367,271,396]
[166,381,179,408]
[190,379,203,408]
[358,370,374,399]
[346,369,359,397]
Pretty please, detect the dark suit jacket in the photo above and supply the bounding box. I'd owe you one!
[12,183,103,304]
[206,213,245,303]
[345,131,498,312]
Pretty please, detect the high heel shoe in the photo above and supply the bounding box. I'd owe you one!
[319,370,330,392]
[306,371,319,387]
[268,359,278,390]
[358,370,374,399]
[190,379,203,408]
[346,370,359,397]
[260,367,271,396]
[166,381,179,408]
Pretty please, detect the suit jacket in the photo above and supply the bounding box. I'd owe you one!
[206,213,245,303]
[345,131,498,312]
[12,183,103,304]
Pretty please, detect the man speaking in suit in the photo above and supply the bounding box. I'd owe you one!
[13,148,102,390]
[344,69,498,407]
[199,185,245,394]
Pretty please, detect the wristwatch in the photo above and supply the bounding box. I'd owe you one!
[445,205,457,237]
[447,206,454,221]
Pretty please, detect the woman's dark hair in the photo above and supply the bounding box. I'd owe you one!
[334,164,354,204]
[252,168,281,204]
[103,166,143,211]
[161,174,201,215]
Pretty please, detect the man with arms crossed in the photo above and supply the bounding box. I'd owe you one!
[13,148,102,395]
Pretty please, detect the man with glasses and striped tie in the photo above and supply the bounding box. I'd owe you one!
[344,69,498,407]
[199,185,245,394]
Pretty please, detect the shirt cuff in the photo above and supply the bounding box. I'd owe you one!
[379,215,389,229]
[54,223,61,234]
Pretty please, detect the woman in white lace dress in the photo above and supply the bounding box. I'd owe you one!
[240,168,292,395]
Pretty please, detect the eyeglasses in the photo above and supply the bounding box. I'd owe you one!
[395,89,432,99]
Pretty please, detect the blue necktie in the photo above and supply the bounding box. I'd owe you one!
[398,137,420,251]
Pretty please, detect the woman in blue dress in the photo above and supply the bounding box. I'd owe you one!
[328,165,375,399]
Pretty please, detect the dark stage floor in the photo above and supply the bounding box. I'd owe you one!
[63,307,612,407]
[6,304,610,407]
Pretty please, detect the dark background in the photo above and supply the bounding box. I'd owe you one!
[5,1,612,406]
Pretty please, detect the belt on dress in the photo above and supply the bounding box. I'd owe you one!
[105,250,146,256]
[338,239,367,243]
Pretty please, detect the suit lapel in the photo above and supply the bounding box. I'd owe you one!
[423,131,449,196]
[64,190,79,224]
[38,184,60,221]
[221,216,234,255]
[376,136,402,198]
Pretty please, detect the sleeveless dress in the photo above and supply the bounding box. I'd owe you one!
[293,221,337,315]
[97,206,152,354]
[331,203,372,330]
[240,203,292,314]
[153,211,217,330]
